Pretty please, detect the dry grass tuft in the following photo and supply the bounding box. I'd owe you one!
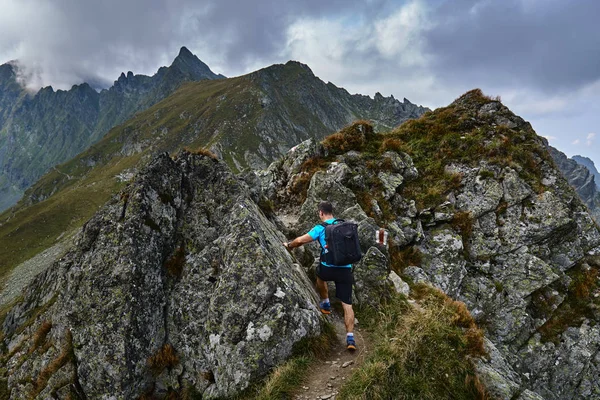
[185,147,218,160]
[537,256,600,343]
[28,321,52,355]
[322,121,374,155]
[148,344,179,376]
[33,329,74,396]
[452,211,474,241]
[288,156,328,204]
[379,137,406,154]
[389,244,423,273]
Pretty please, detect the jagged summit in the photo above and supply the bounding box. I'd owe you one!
[170,45,225,80]
[249,60,316,80]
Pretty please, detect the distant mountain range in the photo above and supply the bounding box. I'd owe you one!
[0,47,224,211]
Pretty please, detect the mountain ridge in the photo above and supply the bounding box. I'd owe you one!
[0,59,427,285]
[547,145,600,222]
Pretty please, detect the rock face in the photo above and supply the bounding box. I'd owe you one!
[548,146,600,222]
[1,152,322,398]
[256,125,421,309]
[0,47,224,211]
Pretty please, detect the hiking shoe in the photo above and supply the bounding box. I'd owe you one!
[319,301,331,315]
[346,336,357,351]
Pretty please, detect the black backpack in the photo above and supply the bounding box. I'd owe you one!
[320,219,362,266]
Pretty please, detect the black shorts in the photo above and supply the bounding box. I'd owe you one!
[315,264,353,305]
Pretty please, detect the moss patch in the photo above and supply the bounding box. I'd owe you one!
[536,256,600,344]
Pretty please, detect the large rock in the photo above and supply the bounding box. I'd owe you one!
[298,167,357,233]
[1,152,322,399]
[353,246,393,307]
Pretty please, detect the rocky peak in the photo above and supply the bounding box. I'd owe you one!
[170,46,224,80]
[256,93,600,399]
[0,47,228,212]
[0,63,16,84]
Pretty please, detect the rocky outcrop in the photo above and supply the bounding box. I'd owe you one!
[548,146,600,222]
[257,94,600,399]
[1,151,322,398]
[256,127,421,309]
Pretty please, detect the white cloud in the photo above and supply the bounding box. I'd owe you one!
[587,132,596,146]
[572,139,581,145]
[543,135,557,142]
[372,1,429,65]
[283,1,444,106]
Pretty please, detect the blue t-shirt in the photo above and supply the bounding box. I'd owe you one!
[307,218,351,268]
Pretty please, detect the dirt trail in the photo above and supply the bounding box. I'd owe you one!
[293,311,371,400]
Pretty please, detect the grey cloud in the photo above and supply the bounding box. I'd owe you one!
[0,0,371,89]
[424,0,600,93]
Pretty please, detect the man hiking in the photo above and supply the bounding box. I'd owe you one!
[283,201,357,351]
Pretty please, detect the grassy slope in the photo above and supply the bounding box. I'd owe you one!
[338,286,487,400]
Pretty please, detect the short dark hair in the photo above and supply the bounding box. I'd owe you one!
[318,201,333,215]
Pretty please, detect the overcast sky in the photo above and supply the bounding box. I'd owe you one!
[1,0,599,168]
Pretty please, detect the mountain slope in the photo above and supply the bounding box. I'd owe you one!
[0,151,325,398]
[0,47,223,211]
[0,62,427,284]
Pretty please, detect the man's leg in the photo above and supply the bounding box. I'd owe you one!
[342,302,355,333]
[316,277,329,299]
[316,277,331,314]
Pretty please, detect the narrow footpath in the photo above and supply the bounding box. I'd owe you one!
[293,310,371,400]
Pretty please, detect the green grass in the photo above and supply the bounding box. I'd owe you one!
[337,285,489,400]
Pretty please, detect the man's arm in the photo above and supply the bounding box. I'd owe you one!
[283,234,314,249]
